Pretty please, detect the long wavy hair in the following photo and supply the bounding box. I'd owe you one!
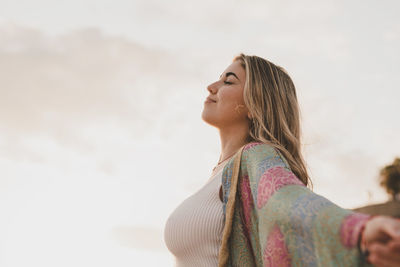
[234,53,310,186]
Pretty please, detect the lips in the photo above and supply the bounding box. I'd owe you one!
[205,97,217,103]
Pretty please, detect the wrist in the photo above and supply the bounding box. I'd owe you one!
[358,215,376,260]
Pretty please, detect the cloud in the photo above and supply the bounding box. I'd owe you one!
[0,23,165,132]
[1,0,400,209]
[0,22,209,160]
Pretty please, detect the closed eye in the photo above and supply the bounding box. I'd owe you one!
[224,81,233,85]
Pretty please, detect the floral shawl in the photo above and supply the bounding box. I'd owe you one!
[217,142,371,267]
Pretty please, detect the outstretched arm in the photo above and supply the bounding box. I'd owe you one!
[241,143,372,266]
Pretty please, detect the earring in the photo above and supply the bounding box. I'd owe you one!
[234,103,245,114]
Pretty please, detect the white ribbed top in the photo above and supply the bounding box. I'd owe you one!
[164,162,228,267]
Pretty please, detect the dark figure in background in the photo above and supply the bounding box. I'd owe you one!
[355,158,400,217]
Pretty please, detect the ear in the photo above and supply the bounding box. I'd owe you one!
[247,112,252,119]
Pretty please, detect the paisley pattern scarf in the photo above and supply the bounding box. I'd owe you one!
[218,142,372,267]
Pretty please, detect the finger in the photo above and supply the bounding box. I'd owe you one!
[389,240,400,251]
[368,242,400,266]
[381,217,400,240]
[363,216,397,244]
[369,259,397,267]
[369,253,398,267]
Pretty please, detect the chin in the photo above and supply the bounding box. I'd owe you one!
[201,111,219,128]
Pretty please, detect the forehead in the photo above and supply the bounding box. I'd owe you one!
[221,60,245,80]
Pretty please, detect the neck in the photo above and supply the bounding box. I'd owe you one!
[218,122,250,163]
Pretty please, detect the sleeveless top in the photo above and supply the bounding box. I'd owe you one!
[163,161,228,266]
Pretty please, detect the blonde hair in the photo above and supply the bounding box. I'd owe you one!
[234,53,310,186]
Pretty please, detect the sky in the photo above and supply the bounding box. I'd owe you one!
[0,0,399,266]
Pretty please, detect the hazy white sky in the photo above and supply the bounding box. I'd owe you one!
[1,0,400,266]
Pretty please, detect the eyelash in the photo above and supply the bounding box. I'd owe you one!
[224,81,233,85]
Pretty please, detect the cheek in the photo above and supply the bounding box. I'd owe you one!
[218,90,247,116]
[219,89,245,106]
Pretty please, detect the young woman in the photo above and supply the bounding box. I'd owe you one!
[164,54,400,266]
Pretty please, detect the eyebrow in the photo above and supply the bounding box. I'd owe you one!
[219,72,240,81]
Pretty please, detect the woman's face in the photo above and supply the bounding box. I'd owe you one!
[201,60,249,128]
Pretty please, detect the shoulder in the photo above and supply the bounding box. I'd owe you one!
[243,141,276,154]
[238,142,305,204]
[240,141,291,172]
[242,142,285,163]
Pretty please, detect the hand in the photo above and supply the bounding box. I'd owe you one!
[362,216,400,266]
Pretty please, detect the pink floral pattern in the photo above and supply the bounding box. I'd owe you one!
[219,142,368,266]
[257,166,303,209]
[244,141,263,151]
[263,225,291,267]
[340,213,371,248]
[240,175,253,230]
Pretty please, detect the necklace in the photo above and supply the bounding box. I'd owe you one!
[212,152,236,172]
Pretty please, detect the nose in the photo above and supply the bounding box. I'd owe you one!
[207,81,218,94]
